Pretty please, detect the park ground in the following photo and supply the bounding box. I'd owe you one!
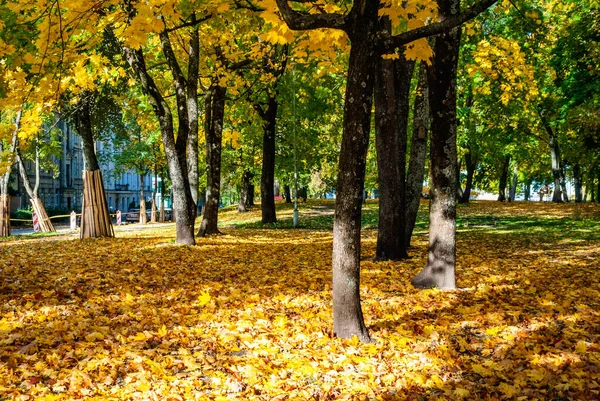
[0,200,599,400]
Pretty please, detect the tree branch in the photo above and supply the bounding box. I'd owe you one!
[386,0,498,50]
[164,13,212,33]
[275,0,347,31]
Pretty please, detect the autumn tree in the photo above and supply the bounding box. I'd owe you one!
[275,0,498,341]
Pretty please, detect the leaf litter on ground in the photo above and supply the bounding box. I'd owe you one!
[0,201,599,400]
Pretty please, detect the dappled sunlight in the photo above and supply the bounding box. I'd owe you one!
[0,202,599,399]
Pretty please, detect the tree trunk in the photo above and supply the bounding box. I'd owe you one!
[139,173,147,224]
[459,152,476,204]
[405,63,429,247]
[259,96,278,224]
[238,170,252,212]
[151,171,157,222]
[199,83,226,236]
[77,93,114,239]
[524,182,531,201]
[411,0,461,290]
[1,111,19,236]
[284,184,292,203]
[187,27,200,207]
[248,184,255,206]
[0,131,14,237]
[560,166,569,202]
[497,155,510,202]
[541,118,568,203]
[597,170,600,203]
[509,165,518,202]
[15,148,55,232]
[159,177,165,222]
[374,47,414,260]
[122,38,196,245]
[456,158,464,200]
[574,163,582,203]
[332,13,379,342]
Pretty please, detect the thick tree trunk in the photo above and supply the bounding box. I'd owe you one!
[77,93,114,239]
[248,184,255,206]
[374,47,414,260]
[139,173,147,224]
[405,63,429,247]
[238,170,252,212]
[509,165,518,202]
[574,163,582,203]
[199,83,226,236]
[498,155,510,202]
[411,0,461,290]
[284,184,292,203]
[259,96,278,224]
[332,15,378,342]
[15,149,55,232]
[459,152,476,204]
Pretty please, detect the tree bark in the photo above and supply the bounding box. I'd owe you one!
[187,26,200,206]
[405,63,429,247]
[248,184,255,206]
[15,148,55,232]
[573,164,582,203]
[139,173,147,224]
[258,95,278,224]
[284,184,292,203]
[76,93,114,239]
[524,181,531,201]
[332,9,379,342]
[411,0,461,290]
[199,82,226,236]
[459,152,476,204]
[509,165,518,202]
[0,112,19,237]
[238,170,252,212]
[122,42,196,245]
[497,155,510,202]
[539,113,568,204]
[374,40,414,260]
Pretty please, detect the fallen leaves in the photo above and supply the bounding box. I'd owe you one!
[0,201,598,400]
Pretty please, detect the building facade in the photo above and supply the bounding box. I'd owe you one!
[12,120,159,213]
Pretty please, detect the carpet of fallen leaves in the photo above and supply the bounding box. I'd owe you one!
[1,201,599,400]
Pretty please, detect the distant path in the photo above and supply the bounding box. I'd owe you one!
[11,222,174,236]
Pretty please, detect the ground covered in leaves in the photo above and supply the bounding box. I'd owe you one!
[1,201,599,400]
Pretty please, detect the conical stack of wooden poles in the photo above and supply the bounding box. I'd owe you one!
[80,170,114,239]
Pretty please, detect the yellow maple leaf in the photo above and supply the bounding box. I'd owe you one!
[198,291,211,306]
